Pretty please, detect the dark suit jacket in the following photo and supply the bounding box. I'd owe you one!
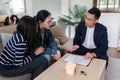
[73,21,108,60]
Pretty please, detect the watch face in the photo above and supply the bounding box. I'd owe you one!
[50,17,56,28]
[50,21,56,28]
[13,17,17,20]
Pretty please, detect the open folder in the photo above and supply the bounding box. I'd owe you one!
[64,54,92,66]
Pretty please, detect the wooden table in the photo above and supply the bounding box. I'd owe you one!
[34,53,106,80]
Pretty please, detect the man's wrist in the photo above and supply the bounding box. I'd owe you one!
[92,53,97,57]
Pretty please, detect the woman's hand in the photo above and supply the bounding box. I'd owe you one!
[54,50,61,60]
[34,47,44,56]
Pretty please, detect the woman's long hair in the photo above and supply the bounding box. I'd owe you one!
[36,10,51,32]
[36,10,51,23]
[16,15,37,52]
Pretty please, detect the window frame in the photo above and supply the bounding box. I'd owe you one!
[93,0,120,13]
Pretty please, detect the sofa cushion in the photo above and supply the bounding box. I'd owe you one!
[50,25,68,45]
[0,24,16,42]
[61,38,73,52]
[0,33,13,47]
[0,24,16,52]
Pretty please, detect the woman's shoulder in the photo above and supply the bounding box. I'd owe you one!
[12,32,25,43]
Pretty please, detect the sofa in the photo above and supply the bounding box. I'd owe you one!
[0,25,16,52]
[0,24,73,80]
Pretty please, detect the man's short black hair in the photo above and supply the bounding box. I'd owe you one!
[88,7,101,19]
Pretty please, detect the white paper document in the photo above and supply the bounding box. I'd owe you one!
[64,54,92,66]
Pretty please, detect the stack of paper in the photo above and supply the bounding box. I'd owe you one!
[64,54,92,66]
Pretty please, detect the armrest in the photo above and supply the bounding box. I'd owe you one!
[61,38,73,52]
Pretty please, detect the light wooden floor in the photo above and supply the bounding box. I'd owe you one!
[107,47,120,58]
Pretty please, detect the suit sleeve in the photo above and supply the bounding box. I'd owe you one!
[94,27,108,57]
[73,22,82,46]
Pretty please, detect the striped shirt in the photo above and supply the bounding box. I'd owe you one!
[0,33,35,69]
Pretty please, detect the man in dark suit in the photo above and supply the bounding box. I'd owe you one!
[71,7,108,62]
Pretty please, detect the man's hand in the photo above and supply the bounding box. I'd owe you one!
[54,50,61,60]
[70,45,80,52]
[34,47,44,56]
[84,52,96,59]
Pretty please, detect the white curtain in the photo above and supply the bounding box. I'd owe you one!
[9,0,25,14]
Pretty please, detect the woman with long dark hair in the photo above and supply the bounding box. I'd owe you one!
[0,16,48,79]
[35,10,61,65]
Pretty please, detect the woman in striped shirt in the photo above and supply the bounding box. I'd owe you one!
[0,16,48,79]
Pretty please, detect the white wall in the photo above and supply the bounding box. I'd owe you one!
[25,0,33,16]
[70,0,92,10]
[61,0,69,15]
[61,0,92,15]
[32,0,61,18]
[99,13,120,47]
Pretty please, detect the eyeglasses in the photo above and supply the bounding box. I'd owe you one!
[85,16,96,22]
